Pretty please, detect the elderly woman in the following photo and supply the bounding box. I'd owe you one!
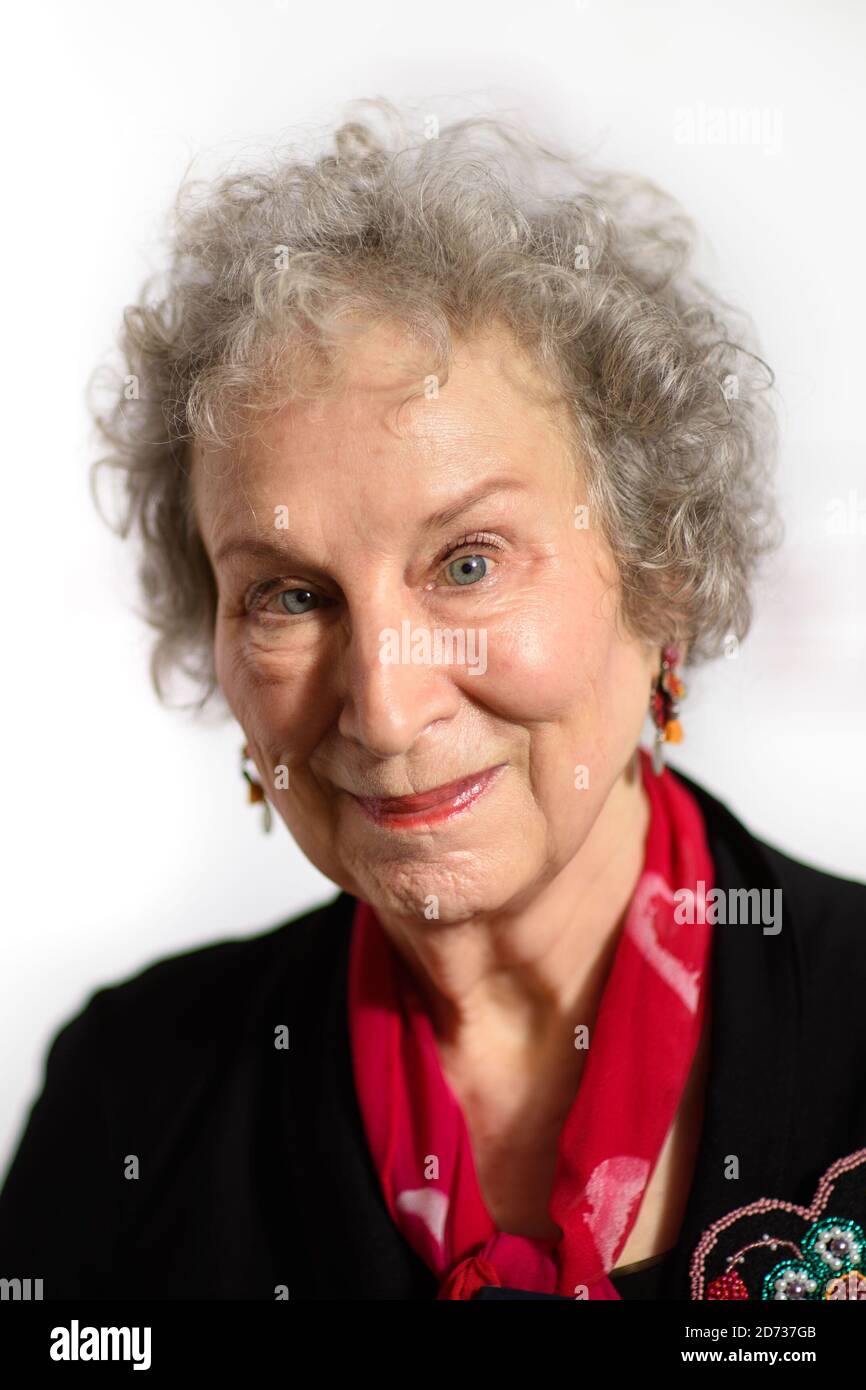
[1,101,865,1305]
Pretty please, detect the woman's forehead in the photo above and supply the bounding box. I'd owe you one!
[190,348,574,519]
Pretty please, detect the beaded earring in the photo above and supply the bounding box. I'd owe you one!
[649,643,685,776]
[241,741,273,833]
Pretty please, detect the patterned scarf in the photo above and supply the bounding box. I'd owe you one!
[348,747,715,1299]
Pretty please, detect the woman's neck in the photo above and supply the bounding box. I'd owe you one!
[382,750,651,1056]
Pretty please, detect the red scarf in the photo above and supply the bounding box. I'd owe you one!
[348,747,715,1299]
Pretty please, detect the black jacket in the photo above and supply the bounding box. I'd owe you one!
[1,766,865,1301]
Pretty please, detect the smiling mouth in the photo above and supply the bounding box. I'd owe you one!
[350,763,507,828]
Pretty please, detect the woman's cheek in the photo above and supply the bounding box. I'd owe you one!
[482,598,599,718]
[211,626,303,770]
[213,625,248,723]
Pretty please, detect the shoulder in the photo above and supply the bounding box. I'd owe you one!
[48,889,354,1066]
[6,888,356,1199]
[672,761,866,915]
[758,837,866,923]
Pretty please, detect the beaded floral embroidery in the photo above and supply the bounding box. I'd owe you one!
[689,1148,866,1300]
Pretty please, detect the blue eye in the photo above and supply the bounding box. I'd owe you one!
[276,588,319,614]
[445,554,489,586]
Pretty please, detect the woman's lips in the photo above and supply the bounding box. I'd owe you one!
[351,763,507,829]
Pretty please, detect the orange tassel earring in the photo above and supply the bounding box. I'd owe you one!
[650,643,685,776]
[241,742,273,833]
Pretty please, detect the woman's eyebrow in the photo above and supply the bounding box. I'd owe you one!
[212,475,531,570]
[213,536,313,571]
[420,475,530,532]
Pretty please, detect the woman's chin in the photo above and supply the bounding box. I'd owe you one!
[347,862,525,925]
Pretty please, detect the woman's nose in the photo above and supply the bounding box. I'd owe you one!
[336,610,463,758]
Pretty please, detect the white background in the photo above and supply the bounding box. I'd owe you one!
[1,0,864,1174]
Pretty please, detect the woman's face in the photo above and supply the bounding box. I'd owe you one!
[192,321,659,923]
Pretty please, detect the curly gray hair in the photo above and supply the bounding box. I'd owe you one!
[88,97,781,711]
